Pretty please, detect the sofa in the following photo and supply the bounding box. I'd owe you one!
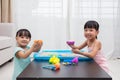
[0,23,15,66]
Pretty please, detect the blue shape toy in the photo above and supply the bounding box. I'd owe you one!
[42,65,56,70]
[62,57,79,65]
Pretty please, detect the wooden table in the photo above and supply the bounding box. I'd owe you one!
[17,60,112,80]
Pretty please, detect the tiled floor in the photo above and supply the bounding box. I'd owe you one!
[0,59,120,80]
[0,60,13,80]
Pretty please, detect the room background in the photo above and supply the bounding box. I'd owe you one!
[13,0,120,59]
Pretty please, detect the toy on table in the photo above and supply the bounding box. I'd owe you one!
[49,55,60,64]
[62,56,78,65]
[43,59,60,71]
[66,40,75,45]
[54,63,60,70]
[42,63,60,71]
[42,55,60,71]
[72,57,78,63]
[42,65,56,70]
[42,62,60,71]
[62,60,72,65]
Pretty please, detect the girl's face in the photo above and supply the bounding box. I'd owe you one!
[16,36,31,48]
[84,28,99,40]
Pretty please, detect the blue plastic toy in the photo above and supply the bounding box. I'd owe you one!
[62,57,79,65]
[42,65,56,70]
[42,64,60,71]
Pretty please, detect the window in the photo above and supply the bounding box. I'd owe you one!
[32,0,64,17]
[72,0,118,18]
[32,0,118,18]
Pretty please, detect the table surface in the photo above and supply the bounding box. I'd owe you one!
[17,60,112,80]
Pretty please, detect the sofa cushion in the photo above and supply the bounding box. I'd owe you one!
[0,36,12,49]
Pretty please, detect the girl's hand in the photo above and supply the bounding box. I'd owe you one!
[69,45,76,49]
[31,40,43,52]
[31,43,39,52]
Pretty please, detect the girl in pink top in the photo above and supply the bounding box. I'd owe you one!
[67,20,109,73]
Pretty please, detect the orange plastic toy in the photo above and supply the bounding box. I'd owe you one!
[34,40,43,45]
[54,63,60,70]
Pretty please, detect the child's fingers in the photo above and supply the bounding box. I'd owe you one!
[32,40,43,52]
[32,45,40,52]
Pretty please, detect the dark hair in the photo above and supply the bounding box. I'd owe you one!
[16,29,31,39]
[84,20,99,38]
[84,20,99,31]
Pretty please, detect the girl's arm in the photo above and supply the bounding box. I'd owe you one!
[77,40,87,50]
[16,49,34,58]
[16,42,42,59]
[73,40,101,58]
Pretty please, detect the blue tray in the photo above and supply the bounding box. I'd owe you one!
[34,49,93,61]
[42,49,72,53]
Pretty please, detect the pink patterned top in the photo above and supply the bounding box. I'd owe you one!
[88,46,109,73]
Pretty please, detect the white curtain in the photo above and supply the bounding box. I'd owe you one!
[13,0,119,59]
[112,0,120,59]
[14,0,69,49]
[69,0,116,59]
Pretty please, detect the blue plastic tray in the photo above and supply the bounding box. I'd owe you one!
[34,49,93,61]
